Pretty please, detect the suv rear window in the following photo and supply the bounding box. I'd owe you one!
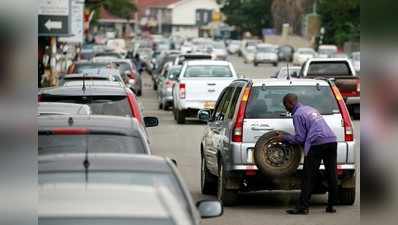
[184,65,232,78]
[245,86,339,118]
[307,61,352,76]
[39,135,146,155]
[41,96,132,117]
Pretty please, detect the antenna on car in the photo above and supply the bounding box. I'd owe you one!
[83,135,90,184]
[286,63,291,80]
[82,73,87,93]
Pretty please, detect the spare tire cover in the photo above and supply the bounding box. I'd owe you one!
[254,130,302,177]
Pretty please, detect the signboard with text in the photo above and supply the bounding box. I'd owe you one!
[38,0,71,36]
[59,0,84,43]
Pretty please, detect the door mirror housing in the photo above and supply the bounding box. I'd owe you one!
[198,110,210,122]
[196,200,223,219]
[144,117,159,127]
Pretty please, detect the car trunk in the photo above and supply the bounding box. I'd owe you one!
[183,78,234,102]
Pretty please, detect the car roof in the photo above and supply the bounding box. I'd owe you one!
[39,183,182,220]
[38,102,91,116]
[39,82,126,96]
[38,115,140,137]
[307,58,351,62]
[186,60,230,66]
[39,153,172,173]
[249,78,330,87]
[279,66,301,71]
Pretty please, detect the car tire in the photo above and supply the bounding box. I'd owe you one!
[173,107,177,120]
[176,109,186,124]
[137,89,142,97]
[254,131,302,177]
[201,154,217,195]
[254,62,258,67]
[338,188,355,205]
[162,101,169,111]
[153,83,158,91]
[217,163,239,206]
[273,62,278,67]
[158,102,163,110]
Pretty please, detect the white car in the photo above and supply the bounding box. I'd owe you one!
[227,40,241,54]
[172,60,238,124]
[351,51,360,72]
[317,45,338,58]
[242,46,256,64]
[272,66,301,79]
[254,44,278,67]
[292,48,316,66]
[210,42,228,60]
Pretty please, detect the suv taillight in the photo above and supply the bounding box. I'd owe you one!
[332,85,354,141]
[127,91,143,124]
[179,83,186,99]
[232,87,251,142]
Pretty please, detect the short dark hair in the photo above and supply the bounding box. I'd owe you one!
[283,93,298,104]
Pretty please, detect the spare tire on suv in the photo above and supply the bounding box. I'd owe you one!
[254,131,302,177]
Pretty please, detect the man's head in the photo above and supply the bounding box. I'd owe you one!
[283,93,299,113]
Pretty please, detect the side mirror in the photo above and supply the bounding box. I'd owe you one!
[144,117,159,127]
[196,200,223,219]
[198,110,210,122]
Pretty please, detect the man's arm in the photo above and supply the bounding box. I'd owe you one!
[283,114,307,144]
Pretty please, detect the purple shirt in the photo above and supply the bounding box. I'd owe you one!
[283,103,336,155]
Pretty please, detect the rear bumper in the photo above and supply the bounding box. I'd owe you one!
[254,59,277,63]
[178,100,215,111]
[232,164,355,170]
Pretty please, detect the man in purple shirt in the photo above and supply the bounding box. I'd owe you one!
[276,93,338,215]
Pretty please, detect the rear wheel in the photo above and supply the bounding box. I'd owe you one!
[201,154,217,195]
[338,188,356,205]
[176,109,186,124]
[217,163,239,206]
[273,62,278,67]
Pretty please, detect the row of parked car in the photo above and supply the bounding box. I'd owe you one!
[38,44,226,225]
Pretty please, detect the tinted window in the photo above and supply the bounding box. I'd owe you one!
[219,87,234,120]
[228,86,243,119]
[168,67,181,80]
[39,135,145,155]
[184,65,232,78]
[307,62,352,76]
[41,96,132,117]
[245,86,339,118]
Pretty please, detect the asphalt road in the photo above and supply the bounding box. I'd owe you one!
[139,55,360,225]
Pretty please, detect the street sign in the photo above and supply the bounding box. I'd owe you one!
[59,0,85,43]
[39,0,71,36]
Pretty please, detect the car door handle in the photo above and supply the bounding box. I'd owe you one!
[207,83,216,86]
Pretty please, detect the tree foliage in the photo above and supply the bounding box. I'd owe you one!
[318,0,360,46]
[218,0,273,36]
[87,0,137,21]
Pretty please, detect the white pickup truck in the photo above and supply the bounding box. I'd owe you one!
[173,60,238,124]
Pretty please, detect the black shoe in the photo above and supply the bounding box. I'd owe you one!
[286,208,309,215]
[326,206,337,213]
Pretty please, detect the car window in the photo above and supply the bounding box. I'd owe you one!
[39,135,146,155]
[307,61,352,76]
[228,86,243,119]
[245,86,339,118]
[213,89,228,121]
[184,65,233,78]
[41,96,132,117]
[168,68,181,80]
[219,87,235,120]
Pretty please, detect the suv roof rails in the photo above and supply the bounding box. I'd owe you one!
[233,78,250,83]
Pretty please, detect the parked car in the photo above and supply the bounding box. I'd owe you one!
[271,66,301,79]
[277,45,295,62]
[59,70,124,86]
[38,154,223,225]
[39,80,145,126]
[253,44,278,67]
[38,115,157,155]
[239,39,260,57]
[292,48,316,66]
[300,58,360,118]
[158,65,182,110]
[38,102,91,116]
[227,40,241,54]
[172,60,238,124]
[174,53,212,66]
[317,45,338,58]
[210,41,228,60]
[351,51,360,73]
[242,46,256,64]
[198,78,356,206]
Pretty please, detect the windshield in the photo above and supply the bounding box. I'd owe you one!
[184,65,233,78]
[39,218,175,225]
[39,135,145,155]
[245,86,339,118]
[307,61,352,76]
[41,96,132,117]
[319,48,337,55]
[257,47,276,53]
[212,42,226,49]
[277,68,301,78]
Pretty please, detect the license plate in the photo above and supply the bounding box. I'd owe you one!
[203,101,216,109]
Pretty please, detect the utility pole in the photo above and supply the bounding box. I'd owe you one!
[157,9,163,34]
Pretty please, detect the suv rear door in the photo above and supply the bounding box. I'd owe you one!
[242,84,347,164]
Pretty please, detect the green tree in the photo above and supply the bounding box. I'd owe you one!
[318,0,360,46]
[87,0,137,22]
[219,0,273,37]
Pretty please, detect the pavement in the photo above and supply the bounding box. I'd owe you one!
[139,55,360,225]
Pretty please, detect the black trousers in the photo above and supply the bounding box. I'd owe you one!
[297,142,338,209]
